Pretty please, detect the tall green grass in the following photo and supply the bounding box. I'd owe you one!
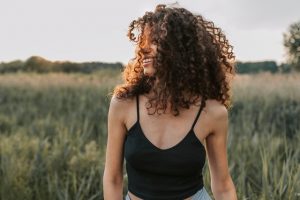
[0,71,299,200]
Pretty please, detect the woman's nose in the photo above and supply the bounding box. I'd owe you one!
[141,46,152,53]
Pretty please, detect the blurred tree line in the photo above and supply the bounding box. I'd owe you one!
[0,56,123,74]
[235,60,291,74]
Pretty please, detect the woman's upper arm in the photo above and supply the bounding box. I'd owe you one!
[205,103,232,191]
[103,95,128,184]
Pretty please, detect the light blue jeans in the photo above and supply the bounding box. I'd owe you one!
[124,187,212,200]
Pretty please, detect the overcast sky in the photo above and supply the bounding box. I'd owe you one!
[0,0,299,64]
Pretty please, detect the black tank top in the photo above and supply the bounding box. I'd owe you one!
[124,95,206,200]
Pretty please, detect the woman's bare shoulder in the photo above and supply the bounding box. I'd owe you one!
[109,95,135,122]
[110,94,135,108]
[197,98,228,138]
[204,99,228,123]
[110,95,133,111]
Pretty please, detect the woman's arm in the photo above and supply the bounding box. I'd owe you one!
[103,95,128,200]
[205,103,237,200]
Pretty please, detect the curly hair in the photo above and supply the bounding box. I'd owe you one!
[111,3,236,116]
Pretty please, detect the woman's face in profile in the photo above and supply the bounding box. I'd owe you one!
[136,25,157,77]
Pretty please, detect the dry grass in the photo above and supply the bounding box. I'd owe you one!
[233,72,300,100]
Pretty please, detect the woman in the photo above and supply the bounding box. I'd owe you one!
[103,3,237,200]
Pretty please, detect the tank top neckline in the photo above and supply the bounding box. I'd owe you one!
[126,94,206,152]
[127,120,206,152]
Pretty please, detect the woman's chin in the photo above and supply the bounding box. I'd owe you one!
[143,68,155,76]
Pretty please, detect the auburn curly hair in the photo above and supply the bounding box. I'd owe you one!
[111,3,236,116]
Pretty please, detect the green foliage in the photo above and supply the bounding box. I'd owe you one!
[284,20,300,71]
[0,60,24,73]
[235,61,279,74]
[278,63,292,73]
[0,72,299,199]
[0,56,123,74]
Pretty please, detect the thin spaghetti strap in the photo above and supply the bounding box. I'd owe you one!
[191,98,205,131]
[136,94,140,122]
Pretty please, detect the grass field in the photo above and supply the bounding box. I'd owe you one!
[0,71,299,200]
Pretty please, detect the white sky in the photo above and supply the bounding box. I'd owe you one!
[0,0,299,64]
